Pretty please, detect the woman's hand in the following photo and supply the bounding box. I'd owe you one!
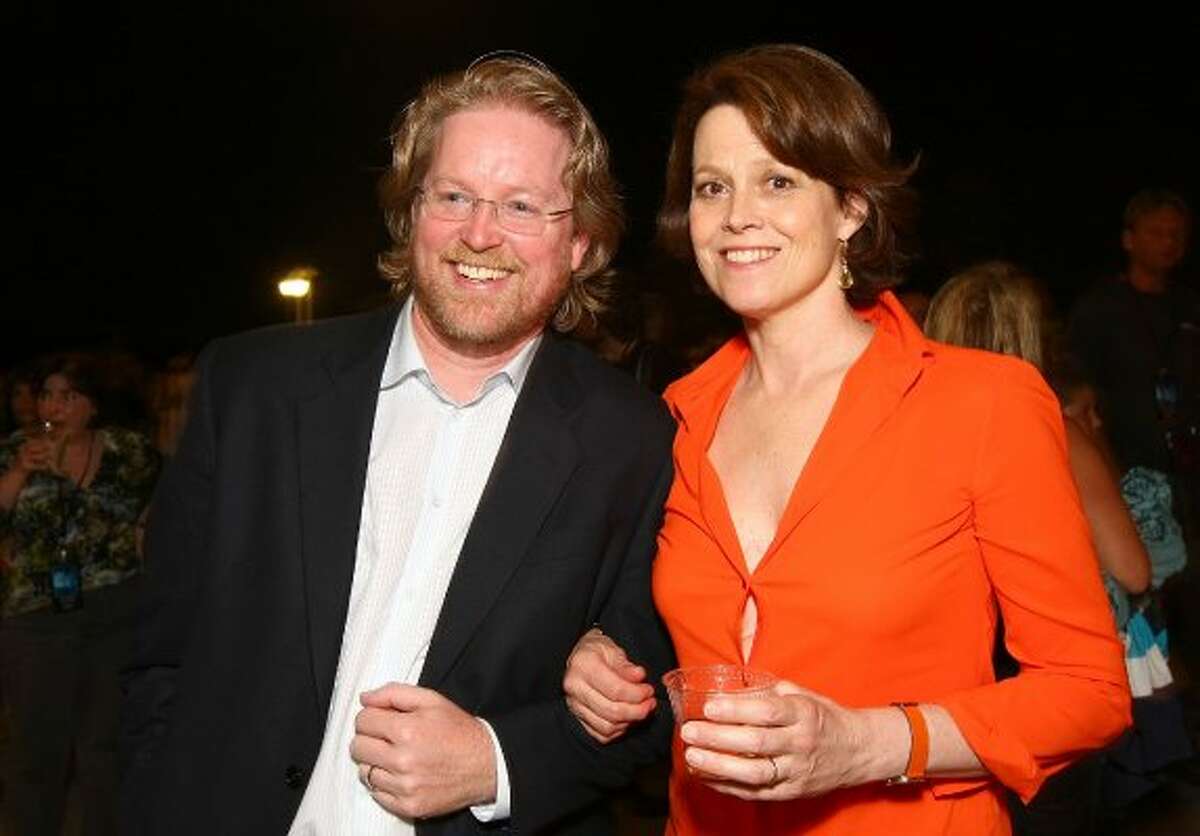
[14,437,53,474]
[563,628,657,743]
[679,680,907,801]
[1,438,53,510]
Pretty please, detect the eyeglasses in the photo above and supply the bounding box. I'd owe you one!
[417,186,573,236]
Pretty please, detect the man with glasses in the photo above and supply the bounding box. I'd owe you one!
[121,56,675,836]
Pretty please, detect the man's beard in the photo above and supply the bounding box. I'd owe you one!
[411,242,571,357]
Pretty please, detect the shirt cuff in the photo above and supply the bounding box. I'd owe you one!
[469,717,511,822]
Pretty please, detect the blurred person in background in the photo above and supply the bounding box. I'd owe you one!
[0,353,160,836]
[3,363,41,436]
[1070,187,1200,767]
[1069,190,1196,487]
[894,285,932,328]
[574,286,685,395]
[1069,190,1200,761]
[145,352,196,457]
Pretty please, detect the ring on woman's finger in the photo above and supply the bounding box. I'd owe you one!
[766,755,780,786]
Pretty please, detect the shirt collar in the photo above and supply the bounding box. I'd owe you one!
[380,296,543,403]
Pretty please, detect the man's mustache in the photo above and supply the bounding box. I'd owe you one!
[440,243,522,273]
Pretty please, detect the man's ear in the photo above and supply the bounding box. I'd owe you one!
[571,233,590,273]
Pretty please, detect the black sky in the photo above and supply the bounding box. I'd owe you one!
[10,2,1199,362]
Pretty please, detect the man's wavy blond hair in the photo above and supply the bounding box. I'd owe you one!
[377,56,623,332]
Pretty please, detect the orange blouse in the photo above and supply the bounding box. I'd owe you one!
[653,292,1131,836]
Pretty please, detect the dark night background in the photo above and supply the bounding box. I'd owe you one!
[9,3,1199,363]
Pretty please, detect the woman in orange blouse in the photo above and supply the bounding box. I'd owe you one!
[562,45,1130,834]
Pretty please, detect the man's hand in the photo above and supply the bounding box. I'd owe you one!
[351,684,497,820]
[563,628,656,743]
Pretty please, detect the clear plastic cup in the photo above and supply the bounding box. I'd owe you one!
[662,664,777,724]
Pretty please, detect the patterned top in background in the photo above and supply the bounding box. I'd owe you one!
[0,427,161,617]
[1120,465,1188,588]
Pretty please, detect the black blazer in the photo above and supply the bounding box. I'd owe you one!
[120,306,677,835]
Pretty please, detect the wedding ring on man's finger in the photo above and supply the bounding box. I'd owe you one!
[365,764,379,792]
[767,755,780,786]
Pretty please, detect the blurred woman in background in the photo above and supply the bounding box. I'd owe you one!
[0,354,160,836]
[3,364,41,437]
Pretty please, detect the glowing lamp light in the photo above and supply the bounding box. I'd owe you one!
[277,267,318,322]
[278,277,312,298]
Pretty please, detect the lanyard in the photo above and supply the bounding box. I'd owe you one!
[53,430,97,550]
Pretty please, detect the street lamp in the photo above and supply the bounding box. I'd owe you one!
[277,267,316,323]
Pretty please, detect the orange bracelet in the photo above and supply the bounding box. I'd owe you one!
[886,702,929,785]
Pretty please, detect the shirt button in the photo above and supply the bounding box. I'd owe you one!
[284,765,305,789]
[432,496,443,508]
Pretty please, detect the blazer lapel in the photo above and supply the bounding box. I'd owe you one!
[297,307,399,712]
[420,336,582,688]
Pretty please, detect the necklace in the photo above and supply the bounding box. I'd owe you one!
[57,430,98,489]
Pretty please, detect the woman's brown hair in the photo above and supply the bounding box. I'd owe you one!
[658,45,916,304]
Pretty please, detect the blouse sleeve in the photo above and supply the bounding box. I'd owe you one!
[936,360,1131,802]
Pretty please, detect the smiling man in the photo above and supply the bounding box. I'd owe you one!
[120,57,676,836]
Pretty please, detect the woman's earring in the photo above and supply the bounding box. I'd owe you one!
[837,239,854,291]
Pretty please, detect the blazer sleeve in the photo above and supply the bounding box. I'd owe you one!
[119,341,220,822]
[486,439,677,834]
[937,360,1132,802]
